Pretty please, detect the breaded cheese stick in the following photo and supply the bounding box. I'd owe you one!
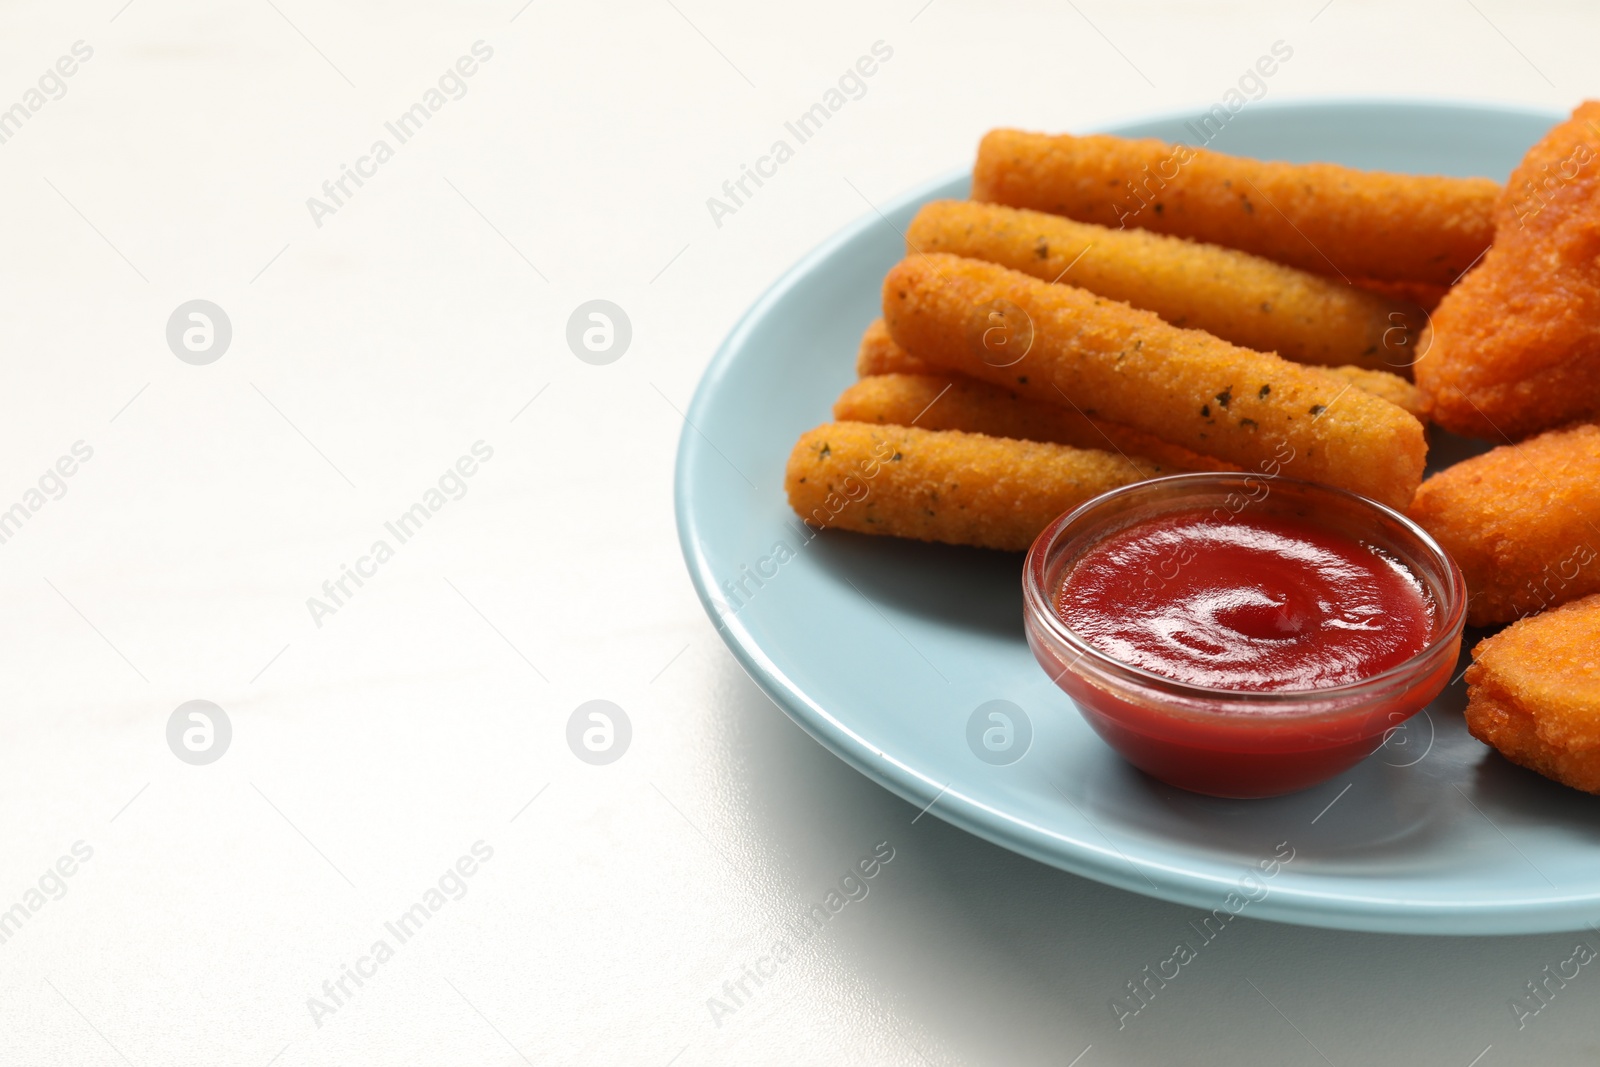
[882,254,1427,510]
[971,129,1498,285]
[906,200,1424,370]
[1466,592,1600,794]
[1353,278,1449,312]
[833,373,1231,475]
[857,317,1423,419]
[785,421,1155,551]
[1319,365,1424,419]
[855,317,934,376]
[1409,423,1600,625]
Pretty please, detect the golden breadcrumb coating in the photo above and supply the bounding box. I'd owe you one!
[1415,101,1600,440]
[881,254,1427,509]
[907,199,1424,371]
[1318,365,1423,419]
[857,317,1422,420]
[1410,422,1600,625]
[854,317,932,376]
[784,421,1159,551]
[1353,277,1448,312]
[833,373,1231,475]
[971,128,1498,285]
[1466,591,1600,794]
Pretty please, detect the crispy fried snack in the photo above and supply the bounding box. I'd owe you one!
[1466,592,1600,794]
[971,129,1498,285]
[833,373,1231,475]
[1319,365,1424,419]
[1354,278,1449,312]
[785,421,1158,551]
[856,317,1423,419]
[906,200,1424,371]
[855,317,933,376]
[882,254,1427,509]
[1415,102,1600,440]
[1409,423,1600,625]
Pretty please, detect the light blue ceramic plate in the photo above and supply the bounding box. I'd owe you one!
[675,100,1600,935]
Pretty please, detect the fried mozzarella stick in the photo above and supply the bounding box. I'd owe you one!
[1353,278,1449,312]
[1319,365,1424,419]
[855,317,1423,419]
[1409,423,1600,626]
[834,373,1231,475]
[972,129,1498,286]
[906,200,1424,370]
[882,255,1426,509]
[785,421,1159,551]
[1466,593,1600,795]
[855,317,931,376]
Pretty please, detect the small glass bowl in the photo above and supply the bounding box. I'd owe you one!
[1023,473,1467,799]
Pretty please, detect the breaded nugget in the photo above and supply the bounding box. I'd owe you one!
[1466,592,1600,794]
[907,200,1424,370]
[785,421,1155,551]
[1415,102,1600,440]
[972,129,1498,285]
[833,373,1230,475]
[882,254,1427,509]
[1409,422,1600,625]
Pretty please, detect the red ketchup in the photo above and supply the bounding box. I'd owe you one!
[1056,510,1436,692]
[1037,506,1448,798]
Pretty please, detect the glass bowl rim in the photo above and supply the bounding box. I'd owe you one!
[1022,472,1469,713]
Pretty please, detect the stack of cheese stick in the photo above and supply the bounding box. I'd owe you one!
[785,128,1493,552]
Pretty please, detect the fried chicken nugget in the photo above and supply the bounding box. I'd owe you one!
[1409,422,1600,625]
[1415,102,1600,440]
[833,373,1231,475]
[972,129,1498,285]
[785,421,1160,551]
[882,254,1427,510]
[1466,592,1600,794]
[907,200,1425,371]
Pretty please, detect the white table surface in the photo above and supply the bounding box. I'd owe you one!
[0,1,1594,1063]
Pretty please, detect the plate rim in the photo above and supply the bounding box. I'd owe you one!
[674,97,1588,935]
